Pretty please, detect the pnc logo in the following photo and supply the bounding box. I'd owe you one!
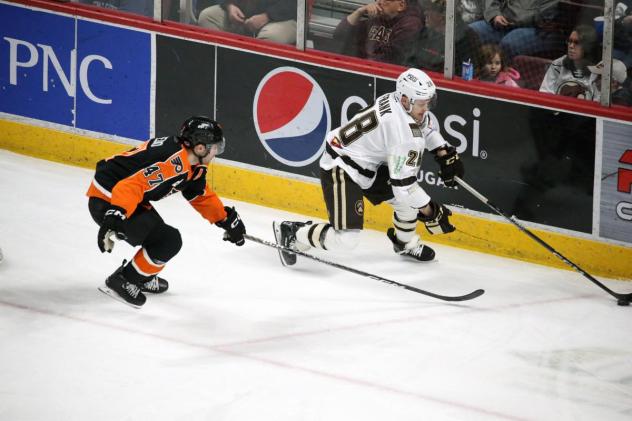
[3,37,113,104]
[253,67,331,167]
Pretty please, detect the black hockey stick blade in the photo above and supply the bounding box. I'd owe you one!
[454,176,632,305]
[244,233,484,302]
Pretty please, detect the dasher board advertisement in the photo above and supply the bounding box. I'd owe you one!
[0,2,151,140]
[216,48,375,179]
[600,121,632,243]
[155,35,215,138]
[154,38,596,234]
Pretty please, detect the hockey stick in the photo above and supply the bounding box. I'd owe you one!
[454,176,632,306]
[244,234,484,302]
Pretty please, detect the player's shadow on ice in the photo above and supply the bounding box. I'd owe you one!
[0,285,111,309]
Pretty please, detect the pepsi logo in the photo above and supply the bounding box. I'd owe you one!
[253,67,331,167]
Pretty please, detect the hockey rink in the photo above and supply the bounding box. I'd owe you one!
[0,149,631,421]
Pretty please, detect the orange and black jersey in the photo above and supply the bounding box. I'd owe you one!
[86,136,227,224]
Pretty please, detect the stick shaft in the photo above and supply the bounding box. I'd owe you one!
[455,176,631,302]
[244,234,484,302]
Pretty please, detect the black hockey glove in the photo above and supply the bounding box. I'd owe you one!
[216,206,245,246]
[435,146,464,187]
[418,201,455,235]
[97,206,128,253]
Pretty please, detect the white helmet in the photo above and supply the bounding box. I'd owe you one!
[395,68,437,109]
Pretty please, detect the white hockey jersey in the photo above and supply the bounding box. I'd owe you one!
[320,92,448,209]
[539,56,597,100]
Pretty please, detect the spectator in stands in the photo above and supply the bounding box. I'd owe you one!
[333,0,423,65]
[539,25,599,100]
[614,1,632,70]
[468,0,565,61]
[476,43,520,87]
[196,0,221,16]
[198,0,297,45]
[613,77,632,106]
[78,0,154,17]
[405,0,480,76]
[589,59,632,106]
[459,0,484,24]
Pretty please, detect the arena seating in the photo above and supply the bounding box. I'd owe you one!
[309,0,371,50]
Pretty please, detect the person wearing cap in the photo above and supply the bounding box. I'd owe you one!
[589,59,632,106]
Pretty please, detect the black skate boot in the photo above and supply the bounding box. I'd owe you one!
[272,221,309,266]
[141,275,169,294]
[387,228,435,262]
[98,264,146,308]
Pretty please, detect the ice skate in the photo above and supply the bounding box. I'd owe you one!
[140,275,169,294]
[273,221,308,266]
[98,264,146,308]
[387,228,435,262]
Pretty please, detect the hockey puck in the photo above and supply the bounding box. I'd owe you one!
[617,299,630,306]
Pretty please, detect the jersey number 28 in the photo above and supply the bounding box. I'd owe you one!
[339,111,378,146]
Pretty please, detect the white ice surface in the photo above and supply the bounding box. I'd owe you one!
[0,149,631,421]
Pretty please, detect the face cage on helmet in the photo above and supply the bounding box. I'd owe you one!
[194,137,225,156]
[411,93,437,110]
[185,128,225,155]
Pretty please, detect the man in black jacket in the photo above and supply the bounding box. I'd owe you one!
[198,0,297,44]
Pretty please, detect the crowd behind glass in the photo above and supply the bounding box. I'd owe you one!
[71,0,632,107]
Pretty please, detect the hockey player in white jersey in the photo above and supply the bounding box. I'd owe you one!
[273,68,464,265]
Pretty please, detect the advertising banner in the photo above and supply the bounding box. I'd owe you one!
[0,2,151,139]
[216,48,374,179]
[154,37,596,233]
[600,121,632,243]
[75,20,151,139]
[0,3,74,125]
[155,35,215,138]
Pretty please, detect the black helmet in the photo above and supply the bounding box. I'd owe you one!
[179,116,225,155]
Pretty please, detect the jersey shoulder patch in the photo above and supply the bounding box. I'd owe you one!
[409,123,423,138]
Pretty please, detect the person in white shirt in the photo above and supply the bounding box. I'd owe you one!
[273,68,464,265]
[539,25,599,99]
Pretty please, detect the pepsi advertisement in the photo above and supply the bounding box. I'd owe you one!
[0,2,151,140]
[216,48,375,178]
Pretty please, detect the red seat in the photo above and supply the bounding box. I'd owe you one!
[512,55,553,90]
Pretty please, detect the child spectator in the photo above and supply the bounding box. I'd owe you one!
[477,43,520,87]
[539,25,599,100]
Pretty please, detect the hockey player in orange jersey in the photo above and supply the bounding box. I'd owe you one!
[87,116,246,308]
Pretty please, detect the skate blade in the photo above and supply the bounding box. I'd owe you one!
[272,222,296,267]
[98,285,143,309]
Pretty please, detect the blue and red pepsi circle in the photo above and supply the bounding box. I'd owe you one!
[253,67,331,167]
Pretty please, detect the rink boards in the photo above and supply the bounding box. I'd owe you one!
[0,0,631,280]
